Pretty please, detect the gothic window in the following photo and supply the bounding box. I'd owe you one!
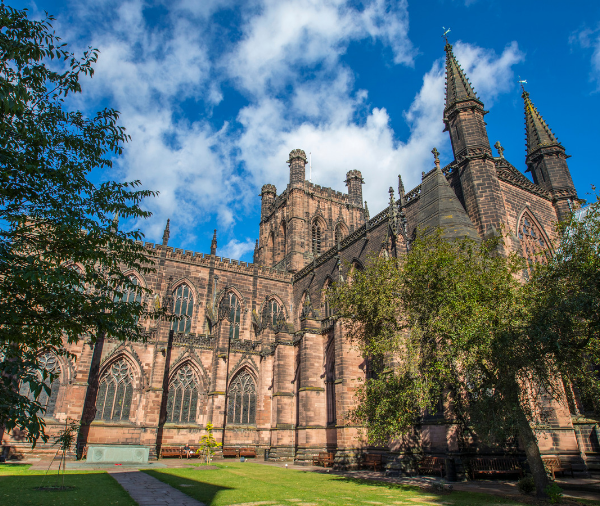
[262,298,284,330]
[166,364,199,423]
[220,292,241,339]
[20,352,61,418]
[119,276,142,304]
[518,212,550,280]
[326,348,336,426]
[171,284,194,333]
[227,370,256,425]
[312,223,322,256]
[96,358,133,422]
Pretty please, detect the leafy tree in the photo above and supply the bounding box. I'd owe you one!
[197,422,222,464]
[330,213,599,498]
[0,4,161,445]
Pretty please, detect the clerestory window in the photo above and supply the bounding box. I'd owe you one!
[312,223,322,255]
[171,284,194,333]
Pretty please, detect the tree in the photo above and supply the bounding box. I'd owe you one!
[197,422,221,464]
[0,4,162,445]
[329,220,599,498]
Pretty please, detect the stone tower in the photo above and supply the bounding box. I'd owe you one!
[257,149,366,272]
[522,89,577,221]
[443,42,508,238]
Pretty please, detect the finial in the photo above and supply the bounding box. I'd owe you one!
[364,201,370,221]
[398,174,405,196]
[494,141,505,159]
[389,186,395,206]
[162,218,170,246]
[431,147,440,168]
[112,211,119,231]
[210,229,217,255]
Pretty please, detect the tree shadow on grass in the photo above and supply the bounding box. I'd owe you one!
[144,469,233,506]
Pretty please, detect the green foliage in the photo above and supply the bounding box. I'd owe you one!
[0,5,162,444]
[197,422,222,464]
[544,482,563,504]
[517,476,536,495]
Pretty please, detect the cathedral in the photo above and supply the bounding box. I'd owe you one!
[5,42,598,475]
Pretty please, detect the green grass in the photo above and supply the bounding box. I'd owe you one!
[0,464,136,506]
[144,461,530,506]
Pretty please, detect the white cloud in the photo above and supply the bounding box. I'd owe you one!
[219,238,257,260]
[236,41,525,217]
[570,25,600,90]
[227,0,414,95]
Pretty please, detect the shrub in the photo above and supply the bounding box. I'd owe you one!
[517,476,535,495]
[545,482,563,504]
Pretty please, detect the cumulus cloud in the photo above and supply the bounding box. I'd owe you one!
[236,41,525,216]
[219,238,257,260]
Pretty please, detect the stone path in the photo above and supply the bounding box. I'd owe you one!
[109,470,206,506]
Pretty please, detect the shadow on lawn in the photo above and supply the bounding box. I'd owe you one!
[144,469,233,506]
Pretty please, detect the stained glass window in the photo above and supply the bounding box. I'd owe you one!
[312,223,322,255]
[220,292,241,339]
[518,212,550,280]
[166,364,199,423]
[96,359,133,422]
[227,370,256,425]
[171,284,194,333]
[20,352,61,418]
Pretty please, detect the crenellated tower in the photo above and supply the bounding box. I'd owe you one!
[443,42,508,238]
[288,149,307,184]
[522,89,577,221]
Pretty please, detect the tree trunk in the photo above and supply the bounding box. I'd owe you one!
[517,407,550,498]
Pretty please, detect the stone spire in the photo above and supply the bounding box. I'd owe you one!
[522,89,560,157]
[210,229,217,256]
[253,239,259,263]
[444,42,482,114]
[162,219,170,246]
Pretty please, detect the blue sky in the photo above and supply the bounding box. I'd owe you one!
[13,0,600,261]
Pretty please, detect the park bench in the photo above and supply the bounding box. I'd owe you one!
[239,447,257,458]
[160,446,183,458]
[469,457,523,480]
[363,453,383,471]
[222,447,239,458]
[418,456,445,477]
[542,456,574,479]
[312,452,335,467]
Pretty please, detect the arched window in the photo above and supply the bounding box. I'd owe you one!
[518,211,550,280]
[220,292,241,339]
[326,348,336,426]
[119,276,142,304]
[312,223,322,255]
[262,298,284,330]
[171,284,194,333]
[227,370,256,425]
[166,364,199,423]
[20,352,61,418]
[96,358,133,422]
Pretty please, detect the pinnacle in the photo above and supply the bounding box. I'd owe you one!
[444,43,482,111]
[523,90,560,156]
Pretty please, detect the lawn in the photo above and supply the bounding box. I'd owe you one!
[144,461,530,506]
[0,464,136,506]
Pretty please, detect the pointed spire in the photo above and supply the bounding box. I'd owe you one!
[162,219,170,246]
[210,229,217,256]
[522,89,560,157]
[444,42,482,112]
[253,239,259,264]
[364,201,370,221]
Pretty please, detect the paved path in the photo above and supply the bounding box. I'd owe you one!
[109,470,206,506]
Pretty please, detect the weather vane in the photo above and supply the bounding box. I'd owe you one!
[518,76,527,90]
[442,27,451,42]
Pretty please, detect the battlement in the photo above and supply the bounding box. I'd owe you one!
[141,241,292,281]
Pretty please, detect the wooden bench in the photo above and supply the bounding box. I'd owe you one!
[160,447,183,459]
[363,453,383,471]
[222,447,239,458]
[312,452,335,467]
[469,457,523,480]
[239,447,257,458]
[542,457,574,479]
[418,456,445,477]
